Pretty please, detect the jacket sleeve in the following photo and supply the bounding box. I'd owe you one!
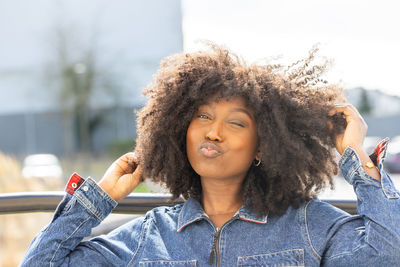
[19,175,145,267]
[308,139,400,266]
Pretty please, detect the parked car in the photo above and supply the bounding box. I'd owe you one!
[22,154,63,179]
[385,137,400,173]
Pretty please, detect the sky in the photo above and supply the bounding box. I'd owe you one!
[182,0,400,97]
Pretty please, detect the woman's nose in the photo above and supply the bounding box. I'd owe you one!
[205,121,223,142]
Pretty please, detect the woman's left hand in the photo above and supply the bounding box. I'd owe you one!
[328,104,368,155]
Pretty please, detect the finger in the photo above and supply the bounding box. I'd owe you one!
[124,153,137,168]
[328,104,352,114]
[339,104,364,120]
[121,152,137,163]
[133,164,145,182]
[328,104,347,116]
[115,152,138,174]
[331,104,364,119]
[123,164,144,184]
[344,104,367,125]
[329,104,358,120]
[125,164,144,185]
[337,104,368,128]
[343,103,358,113]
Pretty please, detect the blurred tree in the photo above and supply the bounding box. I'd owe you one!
[358,88,372,115]
[47,25,120,154]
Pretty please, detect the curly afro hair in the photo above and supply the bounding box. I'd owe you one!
[135,43,347,216]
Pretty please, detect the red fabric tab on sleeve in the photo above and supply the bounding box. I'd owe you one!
[66,173,85,195]
[369,137,389,167]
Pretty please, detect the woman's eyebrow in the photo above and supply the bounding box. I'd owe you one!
[230,108,253,119]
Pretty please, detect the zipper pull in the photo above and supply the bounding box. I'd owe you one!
[208,228,220,265]
[208,249,214,264]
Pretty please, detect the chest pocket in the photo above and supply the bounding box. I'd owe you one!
[139,260,197,267]
[237,249,304,267]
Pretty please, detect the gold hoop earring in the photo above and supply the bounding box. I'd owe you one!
[254,159,261,167]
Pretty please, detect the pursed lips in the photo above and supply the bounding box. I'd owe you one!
[199,142,223,158]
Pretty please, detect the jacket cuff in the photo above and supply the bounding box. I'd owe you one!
[339,147,380,185]
[62,173,118,221]
[339,145,399,199]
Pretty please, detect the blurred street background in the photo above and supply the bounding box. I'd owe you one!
[1,0,400,265]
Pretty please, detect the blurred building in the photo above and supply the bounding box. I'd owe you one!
[345,88,400,138]
[346,87,400,117]
[0,0,183,156]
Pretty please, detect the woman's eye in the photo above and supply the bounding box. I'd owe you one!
[230,121,245,127]
[197,114,210,119]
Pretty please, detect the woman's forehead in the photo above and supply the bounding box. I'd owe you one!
[203,95,246,107]
[201,93,249,107]
[198,95,255,118]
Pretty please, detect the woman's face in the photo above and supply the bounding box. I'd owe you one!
[186,96,259,182]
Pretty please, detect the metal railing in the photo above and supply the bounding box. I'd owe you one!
[0,192,357,215]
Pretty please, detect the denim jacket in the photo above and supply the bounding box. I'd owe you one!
[21,142,400,266]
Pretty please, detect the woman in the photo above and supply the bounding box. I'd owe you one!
[21,45,400,266]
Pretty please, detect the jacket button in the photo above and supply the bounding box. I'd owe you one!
[71,182,77,189]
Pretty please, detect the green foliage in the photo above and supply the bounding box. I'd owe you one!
[132,183,150,193]
[358,88,372,115]
[107,138,136,158]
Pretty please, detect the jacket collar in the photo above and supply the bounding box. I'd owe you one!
[177,197,268,232]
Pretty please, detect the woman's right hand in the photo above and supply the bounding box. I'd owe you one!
[98,152,143,202]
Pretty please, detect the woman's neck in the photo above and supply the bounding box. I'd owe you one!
[200,177,244,227]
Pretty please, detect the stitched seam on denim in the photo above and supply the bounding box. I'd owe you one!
[323,243,373,260]
[349,165,358,181]
[178,216,208,232]
[338,146,352,167]
[128,215,151,266]
[381,174,400,199]
[49,216,91,266]
[304,201,321,261]
[356,166,382,187]
[339,148,368,184]
[43,197,73,233]
[74,191,104,221]
[349,152,382,186]
[363,220,381,255]
[177,201,187,231]
[237,248,304,260]
[237,249,305,266]
[60,197,75,216]
[139,260,197,264]
[323,221,377,261]
[322,251,354,261]
[239,266,302,267]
